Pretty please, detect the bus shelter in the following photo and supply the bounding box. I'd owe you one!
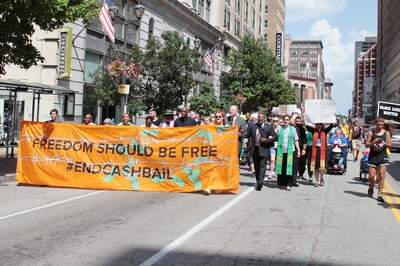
[0,79,75,157]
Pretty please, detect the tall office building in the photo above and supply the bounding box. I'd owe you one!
[354,37,377,66]
[283,38,327,108]
[353,44,376,122]
[376,0,400,108]
[263,0,285,64]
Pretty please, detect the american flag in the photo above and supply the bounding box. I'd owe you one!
[203,50,214,78]
[99,2,115,43]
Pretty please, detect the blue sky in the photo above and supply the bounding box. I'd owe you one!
[285,0,377,114]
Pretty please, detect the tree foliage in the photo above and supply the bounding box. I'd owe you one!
[220,35,295,113]
[139,31,201,115]
[0,0,98,75]
[90,31,201,116]
[188,83,221,115]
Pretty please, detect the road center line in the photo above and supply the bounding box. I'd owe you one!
[0,190,104,221]
[383,180,400,224]
[140,186,255,266]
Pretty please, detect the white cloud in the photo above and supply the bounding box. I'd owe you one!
[309,19,351,78]
[307,20,354,113]
[286,0,348,22]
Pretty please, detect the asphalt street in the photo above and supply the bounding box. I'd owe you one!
[0,148,399,265]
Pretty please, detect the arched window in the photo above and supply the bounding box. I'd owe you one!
[148,18,154,40]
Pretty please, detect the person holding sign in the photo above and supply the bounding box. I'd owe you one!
[365,117,391,203]
[118,113,135,126]
[46,109,61,123]
[83,114,96,125]
[276,115,301,191]
[247,113,277,191]
[306,122,333,187]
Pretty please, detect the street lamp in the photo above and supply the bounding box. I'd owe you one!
[109,3,145,118]
[237,68,250,114]
[193,36,201,49]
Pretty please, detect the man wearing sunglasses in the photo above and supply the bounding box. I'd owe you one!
[247,113,277,191]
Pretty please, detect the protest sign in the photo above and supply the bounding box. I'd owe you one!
[16,121,239,193]
[304,99,336,123]
[377,101,400,124]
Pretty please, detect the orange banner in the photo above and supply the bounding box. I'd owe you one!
[16,121,239,193]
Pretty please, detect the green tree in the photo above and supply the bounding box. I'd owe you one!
[188,83,221,115]
[89,31,201,116]
[0,0,98,75]
[139,31,201,115]
[220,35,295,113]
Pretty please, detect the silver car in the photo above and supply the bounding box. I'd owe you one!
[391,128,400,151]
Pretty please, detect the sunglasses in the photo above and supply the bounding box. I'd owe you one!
[272,120,279,122]
[216,115,222,118]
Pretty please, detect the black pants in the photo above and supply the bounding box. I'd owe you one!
[277,151,296,187]
[253,147,268,186]
[306,146,313,178]
[298,148,307,177]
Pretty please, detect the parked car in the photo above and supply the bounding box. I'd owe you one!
[391,128,400,152]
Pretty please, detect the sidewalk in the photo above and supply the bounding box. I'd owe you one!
[0,147,18,185]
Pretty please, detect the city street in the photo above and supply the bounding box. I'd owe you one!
[0,150,399,265]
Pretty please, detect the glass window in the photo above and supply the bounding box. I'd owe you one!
[199,0,204,18]
[290,56,298,60]
[205,1,211,21]
[236,0,241,13]
[290,69,298,74]
[224,9,230,30]
[252,10,255,28]
[63,94,75,116]
[126,24,138,43]
[84,52,101,83]
[245,2,248,21]
[300,56,308,61]
[235,19,240,36]
[148,18,154,40]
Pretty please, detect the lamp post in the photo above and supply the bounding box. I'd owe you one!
[238,68,250,115]
[109,3,145,117]
[184,36,201,106]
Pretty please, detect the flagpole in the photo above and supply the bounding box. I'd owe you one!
[201,45,217,60]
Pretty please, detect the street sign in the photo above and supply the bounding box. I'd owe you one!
[377,101,400,124]
[117,84,130,94]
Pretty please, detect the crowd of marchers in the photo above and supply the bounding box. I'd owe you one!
[44,107,393,203]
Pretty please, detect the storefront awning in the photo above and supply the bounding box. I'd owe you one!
[0,79,74,94]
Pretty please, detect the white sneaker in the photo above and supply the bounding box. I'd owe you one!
[204,189,212,195]
[286,186,292,191]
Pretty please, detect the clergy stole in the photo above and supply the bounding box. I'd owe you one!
[311,130,326,171]
[276,126,294,175]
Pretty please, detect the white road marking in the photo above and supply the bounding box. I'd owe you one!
[140,186,255,266]
[0,190,104,220]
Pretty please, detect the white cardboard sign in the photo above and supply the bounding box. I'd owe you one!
[305,99,336,123]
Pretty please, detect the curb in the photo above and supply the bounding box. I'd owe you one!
[0,174,16,185]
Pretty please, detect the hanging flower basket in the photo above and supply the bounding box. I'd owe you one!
[235,94,246,105]
[107,59,141,81]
